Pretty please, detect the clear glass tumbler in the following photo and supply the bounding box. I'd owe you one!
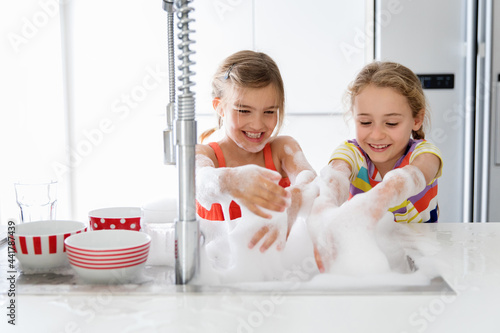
[14,181,57,223]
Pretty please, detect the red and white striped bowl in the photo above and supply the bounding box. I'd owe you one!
[12,220,87,269]
[67,253,149,269]
[64,230,151,283]
[65,245,150,261]
[65,242,150,258]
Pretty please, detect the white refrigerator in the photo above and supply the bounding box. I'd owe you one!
[375,0,500,222]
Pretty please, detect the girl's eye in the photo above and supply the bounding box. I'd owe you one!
[264,110,275,115]
[359,121,371,126]
[386,122,398,127]
[237,109,250,114]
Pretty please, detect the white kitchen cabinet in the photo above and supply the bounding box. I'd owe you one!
[194,0,366,115]
[192,1,254,114]
[254,0,366,114]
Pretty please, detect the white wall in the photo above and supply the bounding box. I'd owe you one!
[0,1,69,222]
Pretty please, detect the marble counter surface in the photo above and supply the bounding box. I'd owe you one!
[1,222,500,332]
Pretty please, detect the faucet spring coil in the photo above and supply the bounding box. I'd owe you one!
[167,11,175,104]
[176,0,196,120]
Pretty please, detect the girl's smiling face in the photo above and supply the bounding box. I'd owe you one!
[218,84,279,153]
[353,85,423,176]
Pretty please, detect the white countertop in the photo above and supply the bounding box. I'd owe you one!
[2,222,500,332]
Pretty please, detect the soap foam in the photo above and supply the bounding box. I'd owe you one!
[197,205,288,284]
[192,168,439,287]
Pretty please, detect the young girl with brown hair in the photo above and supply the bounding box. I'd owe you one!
[196,50,316,252]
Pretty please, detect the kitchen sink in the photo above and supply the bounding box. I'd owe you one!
[13,260,454,296]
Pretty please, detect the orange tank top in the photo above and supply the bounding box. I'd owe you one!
[196,142,291,221]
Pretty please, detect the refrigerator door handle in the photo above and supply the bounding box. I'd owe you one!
[474,0,493,222]
[496,82,500,165]
[463,0,477,222]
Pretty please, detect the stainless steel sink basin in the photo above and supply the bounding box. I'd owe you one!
[14,262,454,296]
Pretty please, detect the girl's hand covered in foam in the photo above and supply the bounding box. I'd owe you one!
[225,165,291,219]
[308,165,427,273]
[308,190,393,275]
[196,161,291,220]
[249,169,317,253]
[285,170,317,231]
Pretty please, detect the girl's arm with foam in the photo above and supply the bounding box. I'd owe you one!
[307,159,352,273]
[310,153,440,272]
[196,144,291,219]
[305,159,352,239]
[275,136,316,185]
[356,152,441,222]
[249,136,317,252]
[320,159,352,207]
[277,136,317,224]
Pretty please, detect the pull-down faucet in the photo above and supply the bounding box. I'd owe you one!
[162,0,199,285]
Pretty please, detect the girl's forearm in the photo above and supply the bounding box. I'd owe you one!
[321,162,351,207]
[366,165,426,215]
[195,153,233,209]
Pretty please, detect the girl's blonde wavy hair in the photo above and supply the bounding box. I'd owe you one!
[199,50,285,143]
[345,61,429,140]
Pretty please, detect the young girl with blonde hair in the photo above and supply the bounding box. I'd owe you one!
[310,61,443,272]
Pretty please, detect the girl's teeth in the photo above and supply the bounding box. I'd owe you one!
[246,132,262,139]
[371,144,388,148]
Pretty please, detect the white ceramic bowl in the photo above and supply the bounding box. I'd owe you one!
[65,229,150,251]
[89,207,142,231]
[65,230,151,283]
[141,198,177,266]
[13,220,87,269]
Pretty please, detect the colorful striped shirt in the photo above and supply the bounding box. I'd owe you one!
[330,139,443,223]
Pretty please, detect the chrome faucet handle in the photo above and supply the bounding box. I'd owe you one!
[162,0,174,12]
[164,103,176,165]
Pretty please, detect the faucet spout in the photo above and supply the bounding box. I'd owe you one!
[175,119,199,284]
[163,0,199,284]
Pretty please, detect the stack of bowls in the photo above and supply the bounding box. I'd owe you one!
[65,230,151,283]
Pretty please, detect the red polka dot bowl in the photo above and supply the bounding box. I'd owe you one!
[89,207,141,231]
[11,220,87,269]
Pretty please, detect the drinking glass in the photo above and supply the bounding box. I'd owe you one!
[14,181,57,223]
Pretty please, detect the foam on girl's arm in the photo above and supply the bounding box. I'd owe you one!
[285,169,319,233]
[280,137,316,185]
[320,160,351,207]
[364,165,426,221]
[273,138,318,229]
[195,155,264,208]
[195,154,232,210]
[197,152,290,219]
